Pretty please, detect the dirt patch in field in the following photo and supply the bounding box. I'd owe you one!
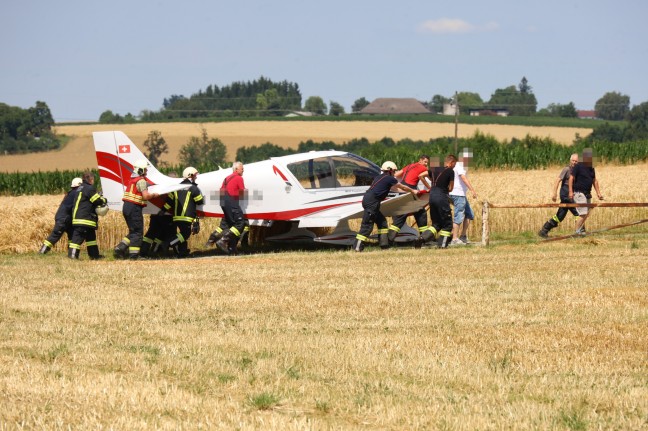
[0,121,591,172]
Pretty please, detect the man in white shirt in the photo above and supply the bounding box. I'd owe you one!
[449,150,478,245]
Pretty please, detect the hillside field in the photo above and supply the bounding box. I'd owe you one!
[0,121,591,173]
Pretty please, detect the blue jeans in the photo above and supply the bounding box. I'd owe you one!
[451,195,474,225]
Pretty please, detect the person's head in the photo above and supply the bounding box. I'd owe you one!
[133,159,148,176]
[569,153,579,167]
[460,148,473,167]
[233,161,244,176]
[381,161,397,174]
[70,177,82,188]
[183,166,199,181]
[582,148,593,166]
[444,154,457,168]
[82,171,95,185]
[419,155,430,166]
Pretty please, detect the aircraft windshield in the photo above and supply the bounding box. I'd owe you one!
[287,154,380,189]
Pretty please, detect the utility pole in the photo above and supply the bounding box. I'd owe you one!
[454,91,459,154]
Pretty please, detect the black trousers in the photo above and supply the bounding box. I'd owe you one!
[358,194,388,239]
[69,226,100,258]
[428,189,452,234]
[45,217,72,247]
[555,195,579,222]
[221,195,248,237]
[123,201,144,254]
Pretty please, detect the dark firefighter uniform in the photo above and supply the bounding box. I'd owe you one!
[116,175,150,259]
[353,172,398,252]
[428,165,455,248]
[68,179,107,259]
[216,170,249,255]
[539,164,579,237]
[388,162,433,244]
[140,210,176,257]
[40,183,80,254]
[165,179,204,257]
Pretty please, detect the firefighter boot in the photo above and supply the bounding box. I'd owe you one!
[379,233,390,250]
[113,241,128,259]
[139,241,151,257]
[68,247,80,259]
[387,227,399,244]
[437,234,451,249]
[39,244,51,254]
[421,228,435,244]
[538,219,558,238]
[205,229,222,247]
[216,231,232,255]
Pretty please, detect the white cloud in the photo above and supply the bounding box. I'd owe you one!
[418,18,499,34]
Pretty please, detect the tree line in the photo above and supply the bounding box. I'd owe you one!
[0,101,60,155]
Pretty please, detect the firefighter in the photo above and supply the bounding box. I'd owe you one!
[352,161,417,252]
[387,155,433,246]
[165,167,205,257]
[420,154,457,248]
[68,171,108,259]
[215,161,249,255]
[114,159,160,259]
[39,177,82,254]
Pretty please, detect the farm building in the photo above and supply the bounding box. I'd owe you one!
[360,98,431,115]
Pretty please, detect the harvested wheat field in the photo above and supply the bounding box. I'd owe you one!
[2,163,647,429]
[0,121,591,172]
[1,232,646,428]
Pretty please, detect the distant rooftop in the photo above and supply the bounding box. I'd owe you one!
[360,98,431,114]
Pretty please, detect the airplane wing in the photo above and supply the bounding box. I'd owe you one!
[148,183,191,195]
[296,191,428,228]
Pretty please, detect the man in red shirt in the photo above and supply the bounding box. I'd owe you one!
[387,155,432,245]
[215,161,248,255]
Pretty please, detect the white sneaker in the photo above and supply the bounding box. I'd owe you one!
[459,236,470,244]
[450,238,466,246]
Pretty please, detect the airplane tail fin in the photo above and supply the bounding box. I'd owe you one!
[93,131,170,211]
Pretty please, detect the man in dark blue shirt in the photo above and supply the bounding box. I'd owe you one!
[353,161,417,252]
[568,148,604,234]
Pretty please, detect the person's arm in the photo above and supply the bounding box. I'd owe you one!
[459,174,477,199]
[447,179,454,194]
[141,189,158,201]
[394,169,404,179]
[418,171,431,189]
[593,178,603,200]
[394,183,417,196]
[551,177,561,202]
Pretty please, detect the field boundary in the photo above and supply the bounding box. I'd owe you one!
[481,201,648,245]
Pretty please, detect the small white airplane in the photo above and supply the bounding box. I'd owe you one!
[93,131,429,246]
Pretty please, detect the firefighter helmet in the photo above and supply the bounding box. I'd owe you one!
[95,205,109,216]
[183,167,198,179]
[133,159,148,175]
[70,177,82,188]
[381,161,397,171]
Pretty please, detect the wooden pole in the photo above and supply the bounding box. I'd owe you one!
[542,218,648,242]
[481,201,490,247]
[488,202,648,209]
[453,91,459,155]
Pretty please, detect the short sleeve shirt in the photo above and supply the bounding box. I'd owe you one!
[571,163,596,197]
[450,162,468,196]
[429,167,454,194]
[369,173,398,201]
[400,163,427,188]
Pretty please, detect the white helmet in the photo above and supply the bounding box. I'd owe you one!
[381,161,397,171]
[183,167,198,179]
[70,177,82,188]
[133,159,148,175]
[95,205,109,216]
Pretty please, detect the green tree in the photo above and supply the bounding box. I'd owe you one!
[99,110,124,123]
[329,101,345,116]
[179,128,227,170]
[143,130,168,166]
[541,102,577,118]
[351,97,370,113]
[26,101,54,136]
[595,91,630,121]
[429,94,451,114]
[304,96,327,115]
[487,77,537,116]
[456,92,483,111]
[624,102,648,140]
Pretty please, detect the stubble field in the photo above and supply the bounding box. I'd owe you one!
[1,159,647,429]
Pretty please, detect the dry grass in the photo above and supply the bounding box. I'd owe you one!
[0,121,591,172]
[5,162,646,254]
[1,234,646,429]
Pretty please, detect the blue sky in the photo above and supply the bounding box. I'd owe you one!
[2,0,647,121]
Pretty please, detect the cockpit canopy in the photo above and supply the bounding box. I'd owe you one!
[286,154,380,189]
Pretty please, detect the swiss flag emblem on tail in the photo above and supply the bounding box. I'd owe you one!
[118,145,130,154]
